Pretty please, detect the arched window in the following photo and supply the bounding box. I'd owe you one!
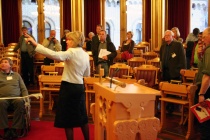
[106,22,110,36]
[45,22,51,37]
[23,20,32,35]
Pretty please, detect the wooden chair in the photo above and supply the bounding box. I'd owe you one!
[109,63,131,79]
[142,51,158,60]
[133,64,159,88]
[159,82,197,140]
[134,44,148,53]
[180,69,198,86]
[55,63,64,75]
[33,53,45,76]
[38,75,62,115]
[4,52,20,58]
[84,77,104,116]
[139,41,150,52]
[133,49,143,57]
[89,56,95,76]
[147,57,160,68]
[113,50,123,63]
[127,57,146,76]
[41,65,55,75]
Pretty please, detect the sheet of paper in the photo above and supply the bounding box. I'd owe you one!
[98,49,111,58]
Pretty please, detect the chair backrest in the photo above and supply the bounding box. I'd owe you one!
[140,41,150,52]
[84,77,101,91]
[41,65,55,75]
[109,63,130,78]
[180,69,198,85]
[133,49,143,57]
[134,65,159,88]
[142,51,158,60]
[113,50,122,63]
[55,65,64,75]
[159,82,197,100]
[147,57,160,68]
[38,75,62,88]
[34,53,45,62]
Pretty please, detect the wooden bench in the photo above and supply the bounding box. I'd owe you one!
[38,75,62,117]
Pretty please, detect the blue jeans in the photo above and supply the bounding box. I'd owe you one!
[97,63,109,77]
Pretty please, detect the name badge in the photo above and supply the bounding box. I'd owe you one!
[7,76,13,80]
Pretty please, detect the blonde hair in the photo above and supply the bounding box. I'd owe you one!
[66,31,85,47]
[171,27,181,37]
[127,31,134,38]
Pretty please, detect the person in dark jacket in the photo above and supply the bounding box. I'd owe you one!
[91,29,117,77]
[160,30,186,82]
[13,27,36,86]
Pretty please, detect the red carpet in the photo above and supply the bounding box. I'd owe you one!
[19,121,94,140]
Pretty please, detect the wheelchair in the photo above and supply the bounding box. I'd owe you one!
[0,96,31,139]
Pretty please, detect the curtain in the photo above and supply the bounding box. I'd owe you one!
[167,0,190,42]
[63,0,71,31]
[84,0,101,37]
[145,0,151,42]
[2,0,20,46]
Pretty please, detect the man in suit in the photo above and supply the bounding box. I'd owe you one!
[14,27,36,86]
[160,30,186,82]
[91,25,112,70]
[91,29,116,77]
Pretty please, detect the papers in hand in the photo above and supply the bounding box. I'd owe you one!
[190,98,210,123]
[98,49,111,58]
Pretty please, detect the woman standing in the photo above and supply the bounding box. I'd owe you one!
[121,31,135,62]
[26,31,90,140]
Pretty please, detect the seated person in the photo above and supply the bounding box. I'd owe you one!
[0,58,28,139]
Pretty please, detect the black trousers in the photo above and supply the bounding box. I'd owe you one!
[21,52,34,85]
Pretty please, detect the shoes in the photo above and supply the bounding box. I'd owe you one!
[3,128,18,139]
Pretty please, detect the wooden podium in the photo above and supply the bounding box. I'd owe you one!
[93,81,161,140]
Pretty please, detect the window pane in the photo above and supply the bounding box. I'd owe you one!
[44,0,60,39]
[106,0,120,48]
[22,0,38,41]
[191,0,208,32]
[126,0,142,44]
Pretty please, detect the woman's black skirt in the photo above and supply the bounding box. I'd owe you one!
[54,81,88,128]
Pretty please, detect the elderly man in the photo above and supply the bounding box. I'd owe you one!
[42,30,61,65]
[0,58,28,139]
[160,30,186,82]
[195,27,210,140]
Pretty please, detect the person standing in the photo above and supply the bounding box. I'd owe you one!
[26,31,90,140]
[92,29,117,77]
[13,26,36,86]
[85,32,95,51]
[195,27,210,140]
[60,29,70,51]
[185,28,200,44]
[0,57,28,139]
[91,24,111,68]
[160,30,186,82]
[42,30,61,65]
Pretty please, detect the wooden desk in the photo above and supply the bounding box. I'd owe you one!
[38,75,62,117]
[93,82,160,140]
